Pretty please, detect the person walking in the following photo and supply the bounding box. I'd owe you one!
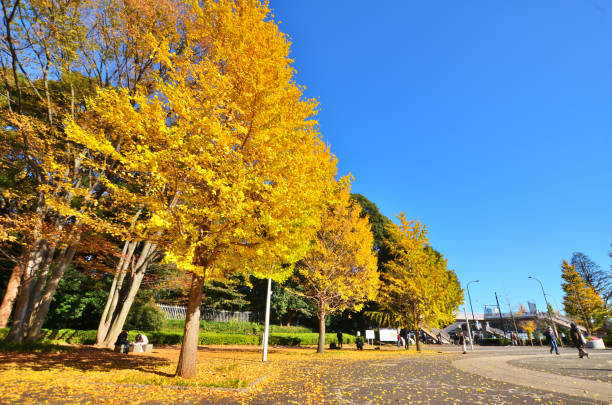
[355,331,364,350]
[569,322,588,358]
[402,328,410,349]
[545,326,559,355]
[336,330,343,349]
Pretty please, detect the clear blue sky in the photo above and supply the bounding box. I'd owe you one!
[270,0,612,314]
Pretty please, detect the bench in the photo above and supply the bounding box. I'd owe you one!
[128,343,154,353]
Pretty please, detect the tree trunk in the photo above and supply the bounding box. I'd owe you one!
[414,322,421,352]
[176,273,205,379]
[0,250,28,328]
[96,240,137,345]
[101,242,155,348]
[25,244,77,342]
[102,268,146,347]
[284,311,296,327]
[316,310,326,354]
[25,244,57,322]
[96,267,127,345]
[6,241,48,342]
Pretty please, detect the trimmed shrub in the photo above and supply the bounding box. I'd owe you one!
[163,319,313,334]
[199,332,259,345]
[0,327,355,347]
[266,333,356,346]
[125,302,166,332]
[145,331,183,345]
[39,329,98,344]
[480,337,511,346]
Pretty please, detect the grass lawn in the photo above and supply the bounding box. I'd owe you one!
[0,342,441,404]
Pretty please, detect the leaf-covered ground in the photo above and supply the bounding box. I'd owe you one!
[0,344,603,404]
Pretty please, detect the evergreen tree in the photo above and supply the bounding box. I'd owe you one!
[570,252,611,306]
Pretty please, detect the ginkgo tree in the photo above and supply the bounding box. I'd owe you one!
[0,0,181,343]
[369,214,462,351]
[66,0,337,378]
[561,260,609,334]
[297,178,379,354]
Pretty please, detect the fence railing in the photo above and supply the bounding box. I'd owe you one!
[157,304,259,323]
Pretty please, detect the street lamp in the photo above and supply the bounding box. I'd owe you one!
[466,280,479,330]
[528,276,559,344]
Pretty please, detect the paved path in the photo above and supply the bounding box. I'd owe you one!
[221,347,608,404]
[452,349,612,403]
[509,352,612,383]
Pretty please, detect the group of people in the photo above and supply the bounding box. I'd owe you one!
[114,330,149,354]
[545,322,589,358]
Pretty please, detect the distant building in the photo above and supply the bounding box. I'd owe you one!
[528,301,537,313]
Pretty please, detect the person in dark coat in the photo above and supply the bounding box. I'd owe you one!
[569,323,588,358]
[355,331,364,350]
[402,328,410,349]
[336,330,343,348]
[115,330,130,354]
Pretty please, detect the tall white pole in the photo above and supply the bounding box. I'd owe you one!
[262,277,272,362]
[464,306,474,351]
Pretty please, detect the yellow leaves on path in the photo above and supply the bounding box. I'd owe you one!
[0,345,438,404]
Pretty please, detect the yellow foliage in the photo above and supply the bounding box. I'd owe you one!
[561,260,609,331]
[372,214,463,332]
[63,0,338,282]
[297,178,379,316]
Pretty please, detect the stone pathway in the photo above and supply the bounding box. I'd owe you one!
[453,351,612,402]
[509,352,612,383]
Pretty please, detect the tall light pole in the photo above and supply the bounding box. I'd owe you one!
[466,280,479,330]
[262,277,272,362]
[463,306,474,352]
[528,276,560,345]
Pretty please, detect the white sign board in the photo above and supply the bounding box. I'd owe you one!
[379,328,397,342]
[365,330,375,340]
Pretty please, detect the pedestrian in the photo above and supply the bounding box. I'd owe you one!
[569,322,588,358]
[402,328,410,349]
[336,330,343,349]
[355,331,364,350]
[545,326,559,355]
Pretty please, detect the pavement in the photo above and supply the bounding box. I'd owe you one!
[222,345,612,404]
[3,344,610,404]
[453,347,611,402]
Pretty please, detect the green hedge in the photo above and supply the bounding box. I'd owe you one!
[268,332,355,346]
[164,319,313,334]
[149,331,355,346]
[480,337,511,346]
[0,328,97,345]
[0,327,354,347]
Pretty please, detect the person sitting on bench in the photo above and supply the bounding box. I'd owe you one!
[115,330,130,354]
[132,333,149,352]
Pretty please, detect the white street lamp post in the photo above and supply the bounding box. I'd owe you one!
[262,278,272,362]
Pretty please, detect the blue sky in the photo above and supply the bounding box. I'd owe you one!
[269,0,612,314]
